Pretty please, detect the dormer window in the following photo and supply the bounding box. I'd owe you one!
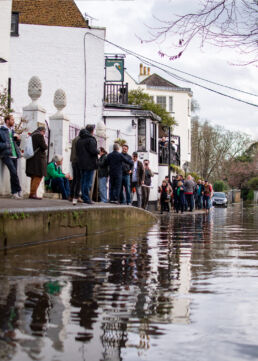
[11,12,19,36]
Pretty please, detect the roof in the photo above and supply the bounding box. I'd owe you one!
[139,73,179,88]
[12,0,88,28]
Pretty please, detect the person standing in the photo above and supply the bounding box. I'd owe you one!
[196,179,204,209]
[70,134,82,205]
[25,126,48,199]
[76,124,99,204]
[45,155,71,200]
[142,159,154,210]
[184,175,196,211]
[203,180,213,213]
[159,180,170,214]
[120,144,133,205]
[107,143,133,204]
[0,115,22,199]
[130,152,144,208]
[98,147,108,203]
[175,181,186,213]
[172,175,180,211]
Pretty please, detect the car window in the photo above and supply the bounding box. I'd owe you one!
[213,192,226,198]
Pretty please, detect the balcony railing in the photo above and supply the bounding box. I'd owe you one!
[159,144,180,166]
[104,82,128,104]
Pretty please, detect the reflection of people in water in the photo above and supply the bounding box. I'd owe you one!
[0,286,18,346]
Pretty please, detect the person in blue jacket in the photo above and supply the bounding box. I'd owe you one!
[0,115,22,199]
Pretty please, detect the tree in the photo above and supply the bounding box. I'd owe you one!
[190,117,251,181]
[128,89,176,127]
[247,177,258,191]
[146,0,258,65]
[0,87,13,124]
[225,142,258,189]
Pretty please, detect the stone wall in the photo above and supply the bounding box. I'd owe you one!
[0,205,156,250]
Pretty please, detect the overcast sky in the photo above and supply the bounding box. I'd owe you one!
[76,0,258,139]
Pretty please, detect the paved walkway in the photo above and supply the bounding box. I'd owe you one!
[0,197,124,213]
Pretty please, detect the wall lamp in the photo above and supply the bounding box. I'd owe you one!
[132,119,137,128]
[0,58,7,63]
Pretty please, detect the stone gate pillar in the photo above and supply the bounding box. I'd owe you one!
[20,76,47,196]
[49,89,70,173]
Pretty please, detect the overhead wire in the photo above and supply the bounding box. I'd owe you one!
[85,32,258,108]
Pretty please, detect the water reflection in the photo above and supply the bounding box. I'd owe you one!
[0,205,258,361]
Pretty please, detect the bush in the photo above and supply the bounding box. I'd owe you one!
[247,190,254,201]
[213,180,227,192]
[247,177,258,190]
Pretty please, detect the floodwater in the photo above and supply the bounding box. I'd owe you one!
[0,204,258,361]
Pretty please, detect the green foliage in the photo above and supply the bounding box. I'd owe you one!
[170,164,184,175]
[0,87,13,124]
[247,177,258,190]
[128,89,176,127]
[213,180,227,192]
[247,190,254,201]
[114,138,127,146]
[189,172,202,182]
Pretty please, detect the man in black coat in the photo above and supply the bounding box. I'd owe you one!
[26,126,48,199]
[107,143,133,204]
[76,124,99,204]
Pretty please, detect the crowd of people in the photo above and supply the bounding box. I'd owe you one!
[0,119,155,209]
[159,174,213,214]
[0,117,213,213]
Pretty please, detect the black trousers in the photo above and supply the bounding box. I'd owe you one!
[70,162,81,198]
[110,173,122,201]
[2,157,21,194]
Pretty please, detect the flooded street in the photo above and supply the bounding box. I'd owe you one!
[0,204,258,361]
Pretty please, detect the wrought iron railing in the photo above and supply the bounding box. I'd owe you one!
[104,82,128,104]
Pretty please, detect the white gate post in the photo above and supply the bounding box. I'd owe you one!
[49,89,70,173]
[20,76,46,197]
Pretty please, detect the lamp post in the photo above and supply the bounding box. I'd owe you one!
[183,161,189,178]
[168,126,171,180]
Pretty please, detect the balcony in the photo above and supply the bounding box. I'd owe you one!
[104,82,128,104]
[159,143,180,166]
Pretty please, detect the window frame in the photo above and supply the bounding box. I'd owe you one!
[156,96,166,110]
[169,96,173,112]
[150,122,157,153]
[11,12,19,37]
[137,118,146,151]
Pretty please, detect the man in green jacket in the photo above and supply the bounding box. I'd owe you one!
[45,154,71,200]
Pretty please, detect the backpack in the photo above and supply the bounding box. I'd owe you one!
[23,135,35,159]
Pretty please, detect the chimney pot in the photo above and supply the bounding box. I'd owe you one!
[140,63,143,75]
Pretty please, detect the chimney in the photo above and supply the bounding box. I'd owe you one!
[139,63,143,76]
[138,64,150,83]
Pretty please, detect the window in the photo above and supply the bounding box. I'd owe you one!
[188,99,191,116]
[11,12,19,36]
[150,122,157,152]
[156,96,166,110]
[169,96,173,112]
[138,118,146,151]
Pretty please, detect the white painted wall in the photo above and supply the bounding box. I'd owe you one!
[9,24,105,127]
[0,0,11,88]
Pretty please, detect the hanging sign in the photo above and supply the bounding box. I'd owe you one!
[105,59,124,82]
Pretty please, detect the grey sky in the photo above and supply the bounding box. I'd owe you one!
[76,0,258,138]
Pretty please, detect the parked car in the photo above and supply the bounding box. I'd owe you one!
[212,192,228,207]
